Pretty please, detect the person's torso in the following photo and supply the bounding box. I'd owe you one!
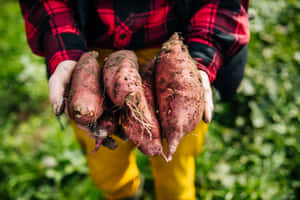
[82,0,181,49]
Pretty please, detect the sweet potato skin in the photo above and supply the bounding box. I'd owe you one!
[103,51,164,156]
[121,58,163,156]
[68,51,104,127]
[103,50,141,107]
[155,33,205,160]
[120,93,163,156]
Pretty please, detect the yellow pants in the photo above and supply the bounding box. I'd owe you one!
[71,48,209,200]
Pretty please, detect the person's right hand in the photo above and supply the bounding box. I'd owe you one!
[49,60,77,116]
[49,60,92,134]
[48,60,118,150]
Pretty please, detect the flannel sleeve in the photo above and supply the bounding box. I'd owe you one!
[19,0,87,75]
[187,0,250,83]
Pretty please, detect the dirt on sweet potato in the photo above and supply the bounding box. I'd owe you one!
[103,50,165,157]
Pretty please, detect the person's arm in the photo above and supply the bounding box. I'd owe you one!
[187,0,250,83]
[19,0,87,75]
[19,0,88,114]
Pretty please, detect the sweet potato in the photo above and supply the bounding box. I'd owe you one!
[103,50,164,157]
[68,51,104,127]
[128,58,164,157]
[90,104,119,153]
[155,33,205,161]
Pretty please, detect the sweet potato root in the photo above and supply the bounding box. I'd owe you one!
[155,33,205,161]
[68,51,104,127]
[103,50,164,157]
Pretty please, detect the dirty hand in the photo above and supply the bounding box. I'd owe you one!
[198,70,214,123]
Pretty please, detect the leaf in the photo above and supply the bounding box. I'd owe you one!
[249,101,265,128]
[240,78,255,96]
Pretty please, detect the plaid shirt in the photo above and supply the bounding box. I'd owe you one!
[19,0,250,83]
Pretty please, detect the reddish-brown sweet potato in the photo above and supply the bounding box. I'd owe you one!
[68,51,104,127]
[155,33,205,161]
[139,58,165,158]
[103,50,164,157]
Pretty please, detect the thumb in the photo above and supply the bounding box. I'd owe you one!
[49,60,77,116]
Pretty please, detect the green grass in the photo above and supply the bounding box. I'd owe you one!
[0,0,299,199]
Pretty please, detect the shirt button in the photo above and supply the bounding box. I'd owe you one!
[114,25,131,48]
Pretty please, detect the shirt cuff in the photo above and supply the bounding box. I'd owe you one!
[194,60,215,83]
[47,50,84,74]
[43,31,87,74]
[188,40,224,83]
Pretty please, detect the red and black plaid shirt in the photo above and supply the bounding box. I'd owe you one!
[19,0,250,83]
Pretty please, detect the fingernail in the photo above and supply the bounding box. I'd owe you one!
[203,111,211,123]
[203,116,209,124]
[54,99,65,116]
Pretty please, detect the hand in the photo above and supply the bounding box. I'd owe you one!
[49,60,77,116]
[48,60,94,134]
[198,70,214,123]
[49,60,117,150]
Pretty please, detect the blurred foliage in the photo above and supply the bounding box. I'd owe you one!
[0,0,299,199]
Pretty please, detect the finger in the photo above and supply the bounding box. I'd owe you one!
[203,84,213,123]
[49,76,66,116]
[49,60,77,116]
[203,91,213,123]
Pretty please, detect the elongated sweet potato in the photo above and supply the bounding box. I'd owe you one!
[103,50,164,157]
[139,59,165,158]
[124,58,164,157]
[156,33,205,161]
[68,51,104,127]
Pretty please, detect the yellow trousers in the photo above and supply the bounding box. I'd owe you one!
[71,48,209,200]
